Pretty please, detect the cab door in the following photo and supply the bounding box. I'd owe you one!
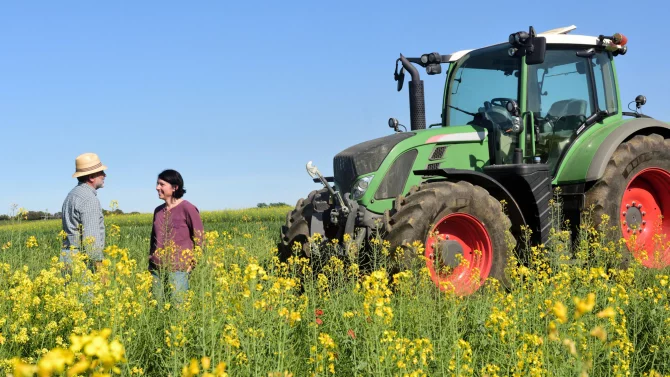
[526,48,619,174]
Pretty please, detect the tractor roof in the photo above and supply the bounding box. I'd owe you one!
[447,25,604,62]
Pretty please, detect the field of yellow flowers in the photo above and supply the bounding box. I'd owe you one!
[0,204,669,377]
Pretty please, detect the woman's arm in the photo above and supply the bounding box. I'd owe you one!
[187,205,205,248]
[149,211,157,255]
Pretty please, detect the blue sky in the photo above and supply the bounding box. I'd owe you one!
[1,0,668,214]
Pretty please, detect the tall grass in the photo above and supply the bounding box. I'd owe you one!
[0,204,668,377]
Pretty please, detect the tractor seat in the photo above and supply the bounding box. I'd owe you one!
[546,99,587,132]
[536,99,588,171]
[547,99,587,118]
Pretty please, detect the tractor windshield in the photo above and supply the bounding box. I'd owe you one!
[445,44,520,127]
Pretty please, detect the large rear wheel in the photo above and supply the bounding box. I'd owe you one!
[384,181,515,296]
[585,134,670,268]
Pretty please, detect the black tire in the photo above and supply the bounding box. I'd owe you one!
[278,188,330,262]
[584,133,670,267]
[384,180,515,294]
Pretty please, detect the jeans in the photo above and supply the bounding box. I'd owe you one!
[59,248,97,273]
[150,269,189,305]
[59,248,97,300]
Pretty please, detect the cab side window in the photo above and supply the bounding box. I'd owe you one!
[534,50,593,130]
[528,49,596,172]
[593,52,619,114]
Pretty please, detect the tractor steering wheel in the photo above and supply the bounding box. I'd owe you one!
[489,98,516,109]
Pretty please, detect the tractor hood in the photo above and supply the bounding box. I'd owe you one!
[333,132,415,193]
[332,125,490,197]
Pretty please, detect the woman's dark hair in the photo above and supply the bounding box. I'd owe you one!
[158,169,186,199]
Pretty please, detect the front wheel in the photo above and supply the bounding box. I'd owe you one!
[384,181,515,296]
[278,188,330,261]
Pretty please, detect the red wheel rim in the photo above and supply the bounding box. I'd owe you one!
[620,167,670,268]
[425,213,493,295]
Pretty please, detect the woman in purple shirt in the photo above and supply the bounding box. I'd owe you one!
[149,169,204,304]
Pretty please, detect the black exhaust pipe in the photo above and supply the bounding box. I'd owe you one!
[400,54,426,131]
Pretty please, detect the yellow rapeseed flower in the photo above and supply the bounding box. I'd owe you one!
[182,358,200,377]
[318,333,335,349]
[596,307,616,319]
[574,293,596,319]
[37,348,74,376]
[25,236,38,249]
[552,302,568,324]
[562,338,577,356]
[201,357,211,370]
[12,360,36,377]
[214,362,229,377]
[590,326,607,342]
[289,311,301,325]
[109,224,121,237]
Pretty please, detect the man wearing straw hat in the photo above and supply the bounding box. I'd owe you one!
[61,152,108,272]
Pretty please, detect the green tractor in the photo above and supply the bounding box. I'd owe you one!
[279,25,670,295]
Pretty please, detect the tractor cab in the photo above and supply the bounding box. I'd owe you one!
[435,26,628,174]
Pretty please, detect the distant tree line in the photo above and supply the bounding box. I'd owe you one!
[1,203,285,221]
[256,202,289,208]
[0,210,60,221]
[0,208,140,222]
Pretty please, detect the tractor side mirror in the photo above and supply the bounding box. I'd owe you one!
[396,69,405,92]
[394,59,405,92]
[526,36,546,65]
[508,26,546,65]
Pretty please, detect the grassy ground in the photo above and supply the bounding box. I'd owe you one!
[0,205,669,377]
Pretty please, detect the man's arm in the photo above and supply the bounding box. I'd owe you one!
[80,198,105,262]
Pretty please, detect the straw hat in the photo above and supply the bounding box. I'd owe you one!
[72,153,108,178]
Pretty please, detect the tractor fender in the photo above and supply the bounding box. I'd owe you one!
[414,168,527,240]
[586,118,670,182]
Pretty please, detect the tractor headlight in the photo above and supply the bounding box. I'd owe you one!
[352,175,374,200]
